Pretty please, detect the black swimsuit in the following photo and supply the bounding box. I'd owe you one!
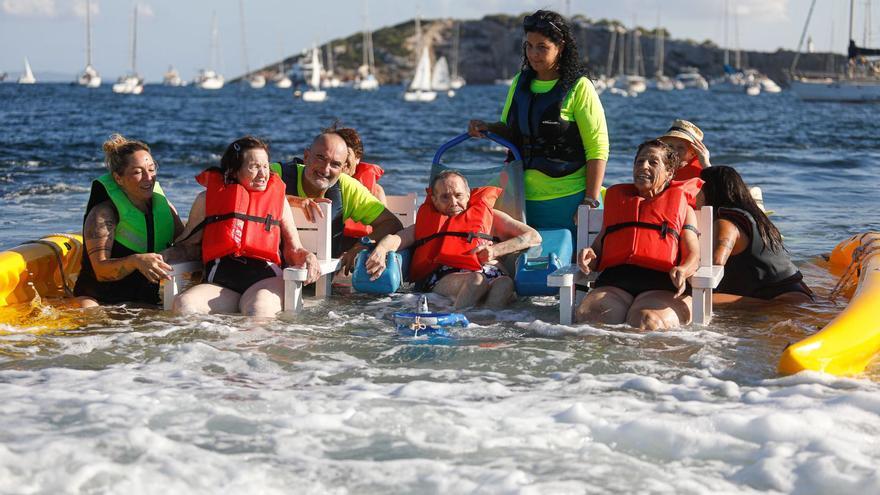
[204,256,281,294]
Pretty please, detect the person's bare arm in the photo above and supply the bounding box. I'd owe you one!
[340,208,404,275]
[470,210,541,263]
[84,200,172,283]
[577,225,606,274]
[161,192,206,263]
[363,225,415,280]
[279,200,319,284]
[669,207,700,295]
[712,218,745,266]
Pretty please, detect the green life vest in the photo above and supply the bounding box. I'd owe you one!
[94,173,174,254]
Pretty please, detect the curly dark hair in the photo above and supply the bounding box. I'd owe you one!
[521,10,587,97]
[635,139,680,178]
[220,135,269,184]
[700,166,785,253]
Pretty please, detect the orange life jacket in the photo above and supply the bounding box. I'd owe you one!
[343,162,384,238]
[197,169,284,265]
[598,178,702,272]
[674,156,703,181]
[410,186,501,282]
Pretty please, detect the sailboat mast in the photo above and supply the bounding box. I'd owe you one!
[849,0,855,43]
[85,0,92,67]
[131,4,138,74]
[723,0,730,66]
[451,21,460,79]
[239,0,251,74]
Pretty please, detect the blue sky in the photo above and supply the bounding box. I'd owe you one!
[0,0,869,82]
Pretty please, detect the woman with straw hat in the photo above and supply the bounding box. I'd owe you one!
[658,119,712,181]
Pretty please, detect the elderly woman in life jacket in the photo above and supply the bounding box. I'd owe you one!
[576,139,701,330]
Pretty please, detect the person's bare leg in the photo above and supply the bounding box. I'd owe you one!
[432,272,490,309]
[173,283,241,315]
[575,286,633,324]
[626,290,692,330]
[485,276,514,309]
[75,296,99,309]
[239,276,284,318]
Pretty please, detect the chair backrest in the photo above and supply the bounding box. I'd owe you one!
[576,205,605,252]
[576,204,714,262]
[385,193,418,227]
[430,160,526,223]
[291,202,332,260]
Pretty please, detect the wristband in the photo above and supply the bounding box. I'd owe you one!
[581,197,600,208]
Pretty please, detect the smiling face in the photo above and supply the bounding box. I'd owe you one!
[525,31,562,77]
[302,134,348,194]
[235,149,270,192]
[431,174,470,217]
[113,150,157,204]
[632,145,673,197]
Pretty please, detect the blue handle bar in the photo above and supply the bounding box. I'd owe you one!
[432,132,522,165]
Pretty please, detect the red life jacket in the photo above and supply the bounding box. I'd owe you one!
[410,186,501,282]
[674,156,703,181]
[343,162,385,238]
[197,169,284,265]
[598,178,702,272]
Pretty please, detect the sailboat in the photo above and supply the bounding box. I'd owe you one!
[649,23,679,91]
[321,44,341,88]
[432,56,453,96]
[163,66,184,86]
[449,21,465,89]
[710,0,760,95]
[112,5,144,95]
[195,13,225,90]
[302,45,327,102]
[77,0,101,88]
[613,29,647,94]
[239,0,265,89]
[404,18,437,102]
[790,0,880,102]
[354,8,379,91]
[18,58,36,84]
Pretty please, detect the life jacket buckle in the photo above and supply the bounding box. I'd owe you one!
[264,214,273,231]
[659,221,669,239]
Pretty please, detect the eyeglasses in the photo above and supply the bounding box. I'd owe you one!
[523,15,563,36]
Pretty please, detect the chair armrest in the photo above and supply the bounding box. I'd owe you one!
[689,265,724,289]
[282,259,342,281]
[168,261,202,276]
[548,264,588,288]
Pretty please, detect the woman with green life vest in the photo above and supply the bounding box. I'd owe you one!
[467,9,609,236]
[74,134,184,307]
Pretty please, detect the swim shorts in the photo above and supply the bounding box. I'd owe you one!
[204,256,282,294]
[595,264,690,298]
[417,264,504,292]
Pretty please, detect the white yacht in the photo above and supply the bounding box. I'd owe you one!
[404,18,436,102]
[18,58,36,84]
[789,0,880,102]
[432,56,452,94]
[238,0,264,89]
[675,68,709,90]
[195,13,225,90]
[302,45,327,102]
[354,12,379,91]
[112,5,144,95]
[163,66,185,87]
[77,0,101,88]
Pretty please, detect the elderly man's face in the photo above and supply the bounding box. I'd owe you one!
[431,175,470,216]
[632,145,672,196]
[302,134,348,192]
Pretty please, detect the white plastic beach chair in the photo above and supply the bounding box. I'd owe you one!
[547,205,724,326]
[165,195,418,314]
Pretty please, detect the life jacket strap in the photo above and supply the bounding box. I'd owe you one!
[412,231,500,249]
[173,212,281,246]
[604,221,681,241]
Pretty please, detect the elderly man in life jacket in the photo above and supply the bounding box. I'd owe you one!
[365,170,542,309]
[270,130,404,274]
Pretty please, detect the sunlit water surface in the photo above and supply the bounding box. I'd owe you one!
[0,83,878,493]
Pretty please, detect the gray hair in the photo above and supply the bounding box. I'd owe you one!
[430,169,469,191]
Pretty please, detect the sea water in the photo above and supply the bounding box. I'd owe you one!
[0,84,879,493]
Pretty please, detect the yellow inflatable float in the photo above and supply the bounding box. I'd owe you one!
[0,233,83,307]
[779,232,880,376]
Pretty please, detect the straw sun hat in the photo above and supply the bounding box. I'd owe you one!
[660,119,704,146]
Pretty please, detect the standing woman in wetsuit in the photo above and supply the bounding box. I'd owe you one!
[468,9,609,233]
[697,166,813,303]
[74,134,184,308]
